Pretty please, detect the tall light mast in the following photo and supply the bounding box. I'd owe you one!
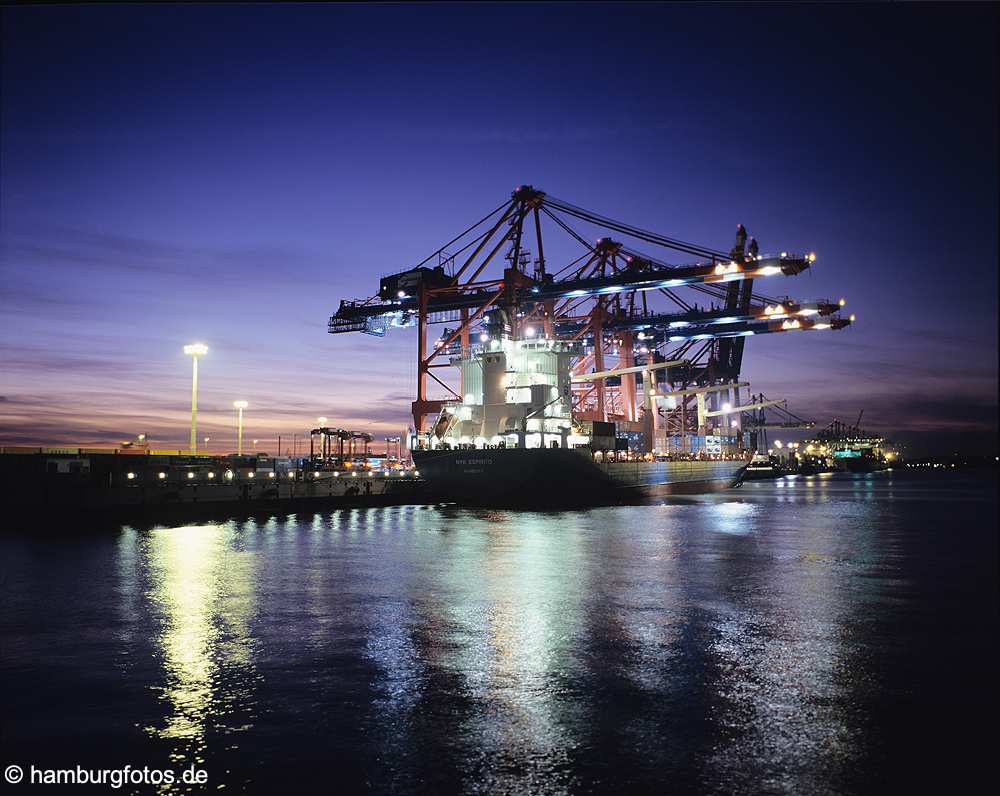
[233,401,249,455]
[183,343,208,452]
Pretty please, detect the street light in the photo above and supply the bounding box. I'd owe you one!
[233,401,249,455]
[183,343,208,452]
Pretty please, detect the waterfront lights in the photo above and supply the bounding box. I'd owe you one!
[268,472,274,478]
[183,343,208,453]
[288,472,295,479]
[233,400,249,455]
[208,472,215,479]
[318,416,328,427]
[774,440,783,449]
[225,469,234,480]
[158,472,166,479]
[524,326,536,337]
[248,472,255,478]
[414,470,420,477]
[187,472,195,479]
[126,472,135,480]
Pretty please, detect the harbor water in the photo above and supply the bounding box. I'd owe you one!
[2,471,996,793]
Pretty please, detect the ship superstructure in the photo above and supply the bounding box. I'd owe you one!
[410,325,748,503]
[428,318,589,450]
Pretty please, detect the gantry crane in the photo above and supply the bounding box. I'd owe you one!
[309,425,373,465]
[328,186,853,448]
[740,393,816,451]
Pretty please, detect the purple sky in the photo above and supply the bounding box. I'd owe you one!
[1,4,996,456]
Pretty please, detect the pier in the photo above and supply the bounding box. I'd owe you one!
[1,448,429,520]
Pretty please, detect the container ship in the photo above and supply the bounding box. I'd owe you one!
[802,414,893,473]
[412,447,744,504]
[409,329,747,505]
[325,187,859,506]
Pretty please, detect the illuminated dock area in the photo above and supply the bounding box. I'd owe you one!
[0,448,428,518]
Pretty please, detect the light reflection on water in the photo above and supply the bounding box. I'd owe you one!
[135,523,259,781]
[1,472,995,793]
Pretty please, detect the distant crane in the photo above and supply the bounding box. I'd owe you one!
[740,392,815,452]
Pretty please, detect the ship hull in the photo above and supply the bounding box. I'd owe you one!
[842,457,888,473]
[411,448,747,506]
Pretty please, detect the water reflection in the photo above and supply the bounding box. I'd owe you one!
[140,523,259,776]
[340,495,885,792]
[34,473,984,793]
[710,500,758,534]
[450,511,584,793]
[701,509,861,793]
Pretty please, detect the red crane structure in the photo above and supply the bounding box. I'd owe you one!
[329,186,853,452]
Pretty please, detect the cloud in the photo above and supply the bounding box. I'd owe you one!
[802,391,998,435]
[0,282,101,313]
[0,381,416,449]
[1,225,324,286]
[0,346,140,377]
